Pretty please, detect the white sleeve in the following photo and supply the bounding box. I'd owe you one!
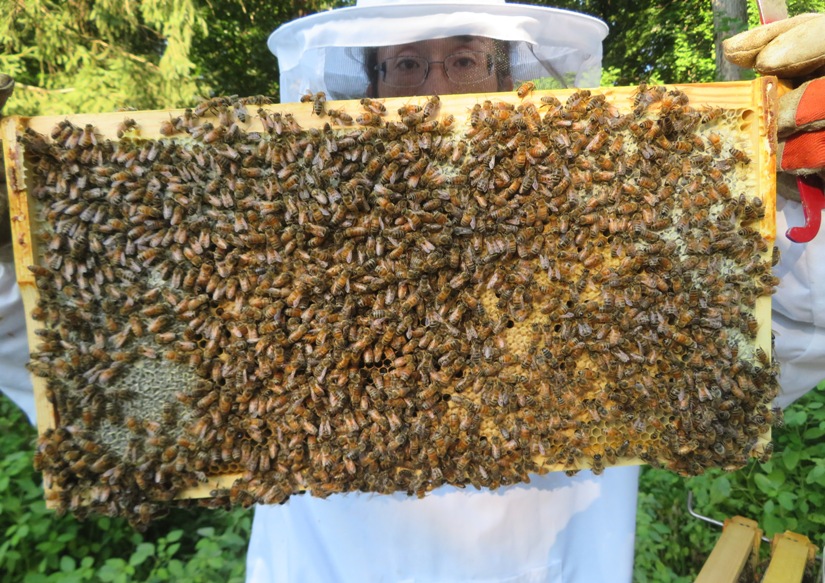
[0,244,35,425]
[772,197,825,408]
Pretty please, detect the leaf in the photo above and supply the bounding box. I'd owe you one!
[808,512,825,526]
[777,491,796,511]
[782,449,801,471]
[754,474,777,495]
[167,559,184,577]
[803,426,825,440]
[11,523,30,544]
[806,463,825,486]
[129,542,155,567]
[97,559,128,583]
[763,512,785,537]
[59,555,76,572]
[784,409,808,427]
[710,476,731,504]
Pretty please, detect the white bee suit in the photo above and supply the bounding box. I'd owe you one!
[772,196,825,410]
[0,244,35,425]
[246,466,640,583]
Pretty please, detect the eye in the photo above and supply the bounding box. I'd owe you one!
[393,57,423,73]
[450,53,481,70]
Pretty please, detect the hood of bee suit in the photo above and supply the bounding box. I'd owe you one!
[268,0,608,103]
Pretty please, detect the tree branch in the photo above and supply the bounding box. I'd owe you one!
[91,40,161,71]
[15,83,75,94]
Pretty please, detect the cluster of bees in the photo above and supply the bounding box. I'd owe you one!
[17,83,778,526]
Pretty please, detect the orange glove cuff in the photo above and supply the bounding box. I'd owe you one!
[780,130,825,173]
[796,78,825,127]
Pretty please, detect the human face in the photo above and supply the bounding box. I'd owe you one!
[375,36,509,98]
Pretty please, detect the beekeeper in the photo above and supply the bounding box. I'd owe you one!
[247,2,825,582]
[0,1,822,582]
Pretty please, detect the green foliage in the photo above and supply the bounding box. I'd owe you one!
[549,0,718,85]
[0,394,251,582]
[0,0,356,115]
[189,0,353,100]
[634,473,713,582]
[0,0,209,115]
[788,0,825,16]
[634,384,825,581]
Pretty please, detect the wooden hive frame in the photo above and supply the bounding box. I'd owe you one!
[694,516,819,583]
[1,78,778,524]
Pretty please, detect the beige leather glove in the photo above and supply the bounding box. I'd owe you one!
[723,13,825,76]
[724,14,825,202]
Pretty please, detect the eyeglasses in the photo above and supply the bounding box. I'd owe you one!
[376,50,496,88]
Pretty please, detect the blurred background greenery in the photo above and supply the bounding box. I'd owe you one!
[2,0,825,581]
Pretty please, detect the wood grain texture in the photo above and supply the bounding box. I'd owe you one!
[762,532,818,583]
[695,516,762,583]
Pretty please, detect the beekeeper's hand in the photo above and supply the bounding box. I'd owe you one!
[724,13,825,201]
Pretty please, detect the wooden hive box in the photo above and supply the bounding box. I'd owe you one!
[1,78,779,526]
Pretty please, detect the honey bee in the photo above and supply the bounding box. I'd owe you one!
[438,114,456,133]
[729,147,750,164]
[50,119,74,141]
[585,131,609,153]
[516,81,535,99]
[200,124,226,144]
[62,126,83,148]
[116,118,138,138]
[422,95,440,119]
[632,82,665,110]
[360,98,387,115]
[304,91,327,116]
[416,119,439,133]
[699,105,723,124]
[326,108,353,125]
[540,94,561,109]
[590,453,604,475]
[356,112,383,126]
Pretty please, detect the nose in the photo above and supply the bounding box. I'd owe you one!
[417,62,456,96]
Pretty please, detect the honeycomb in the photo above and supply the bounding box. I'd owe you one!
[10,83,779,527]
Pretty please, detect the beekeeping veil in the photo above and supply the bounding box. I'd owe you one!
[268,0,609,103]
